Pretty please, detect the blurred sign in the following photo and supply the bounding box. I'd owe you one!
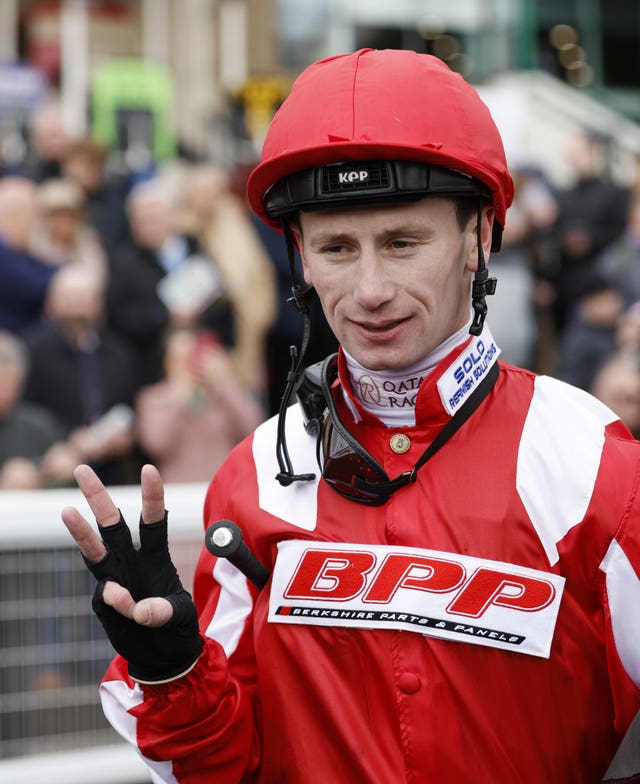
[0,64,49,165]
[235,76,290,144]
[0,64,48,113]
[91,58,176,167]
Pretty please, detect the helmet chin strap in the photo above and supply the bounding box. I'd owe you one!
[469,203,497,336]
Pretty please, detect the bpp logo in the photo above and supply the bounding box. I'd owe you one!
[338,170,369,184]
[284,549,557,619]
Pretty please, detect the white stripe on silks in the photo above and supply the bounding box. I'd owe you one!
[252,406,320,530]
[205,557,254,658]
[100,679,178,784]
[516,375,617,566]
[600,539,640,688]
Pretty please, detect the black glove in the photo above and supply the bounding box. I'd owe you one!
[84,510,203,683]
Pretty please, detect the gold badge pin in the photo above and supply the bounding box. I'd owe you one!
[389,433,411,454]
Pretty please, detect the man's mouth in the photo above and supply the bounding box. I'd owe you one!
[358,318,405,332]
[351,318,410,343]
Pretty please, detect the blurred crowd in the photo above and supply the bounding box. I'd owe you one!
[477,126,640,440]
[0,98,338,489]
[1,99,640,490]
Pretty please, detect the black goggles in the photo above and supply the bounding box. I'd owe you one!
[297,353,499,506]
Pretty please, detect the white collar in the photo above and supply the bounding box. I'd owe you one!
[342,322,472,427]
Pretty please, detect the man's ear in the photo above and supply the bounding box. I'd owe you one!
[289,223,312,286]
[481,206,496,260]
[465,205,495,272]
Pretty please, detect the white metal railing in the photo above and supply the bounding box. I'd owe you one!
[0,482,208,783]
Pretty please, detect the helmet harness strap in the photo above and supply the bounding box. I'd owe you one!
[282,221,316,315]
[469,202,497,336]
[275,220,317,485]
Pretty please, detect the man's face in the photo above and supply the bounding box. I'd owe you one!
[47,273,104,334]
[130,198,173,250]
[295,197,491,371]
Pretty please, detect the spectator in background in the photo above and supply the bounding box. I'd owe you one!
[551,129,629,336]
[23,265,139,485]
[594,194,640,311]
[489,166,558,370]
[181,164,277,398]
[107,178,234,387]
[0,330,65,489]
[555,191,640,391]
[590,350,640,439]
[30,178,108,283]
[0,176,56,335]
[12,100,72,184]
[617,301,640,354]
[254,216,338,416]
[135,325,265,483]
[555,273,624,391]
[62,136,130,254]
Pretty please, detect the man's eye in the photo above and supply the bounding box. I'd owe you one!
[390,240,414,249]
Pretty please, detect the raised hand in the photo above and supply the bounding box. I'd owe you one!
[61,464,202,683]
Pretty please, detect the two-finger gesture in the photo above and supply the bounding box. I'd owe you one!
[61,464,202,683]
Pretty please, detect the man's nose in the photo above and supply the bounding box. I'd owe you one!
[353,253,395,309]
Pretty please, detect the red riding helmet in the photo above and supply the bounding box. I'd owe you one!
[248,48,514,248]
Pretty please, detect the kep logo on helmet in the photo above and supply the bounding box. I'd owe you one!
[336,168,369,184]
